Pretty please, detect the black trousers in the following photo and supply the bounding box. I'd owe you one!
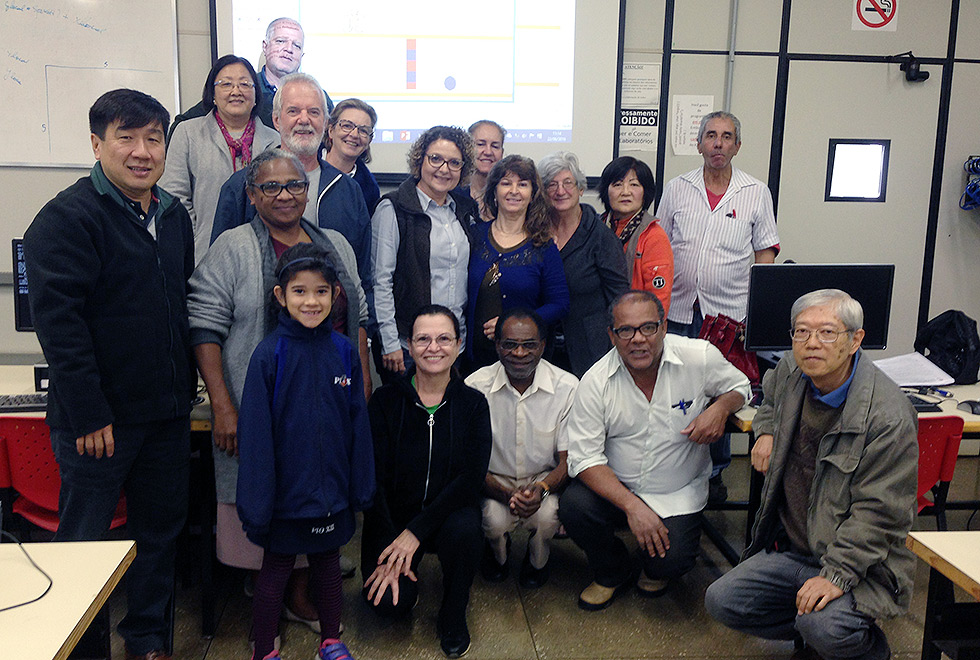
[559,480,702,587]
[361,505,482,630]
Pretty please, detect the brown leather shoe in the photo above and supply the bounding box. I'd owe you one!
[124,650,172,660]
[636,574,669,597]
[578,579,629,611]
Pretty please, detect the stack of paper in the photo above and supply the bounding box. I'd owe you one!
[873,352,955,387]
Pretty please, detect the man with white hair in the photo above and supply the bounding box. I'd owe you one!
[210,73,371,321]
[168,17,332,135]
[705,289,917,660]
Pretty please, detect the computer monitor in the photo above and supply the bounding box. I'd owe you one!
[744,263,894,351]
[11,238,33,332]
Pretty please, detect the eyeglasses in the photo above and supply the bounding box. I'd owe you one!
[214,80,255,92]
[411,333,457,348]
[336,119,374,140]
[611,321,661,340]
[250,180,309,197]
[498,339,542,353]
[790,328,850,343]
[426,153,464,171]
[546,178,579,194]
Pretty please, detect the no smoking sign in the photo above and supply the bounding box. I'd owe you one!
[853,0,898,31]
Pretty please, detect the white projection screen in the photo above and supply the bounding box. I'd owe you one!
[213,0,624,177]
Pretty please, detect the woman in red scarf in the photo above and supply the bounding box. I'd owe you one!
[161,55,279,264]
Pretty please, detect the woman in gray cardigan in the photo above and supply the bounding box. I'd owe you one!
[161,55,279,264]
[188,149,367,630]
[538,151,629,378]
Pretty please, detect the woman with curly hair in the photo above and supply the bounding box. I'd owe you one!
[465,154,570,368]
[372,125,480,382]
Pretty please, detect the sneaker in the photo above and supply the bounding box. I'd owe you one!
[318,638,354,660]
[283,605,321,634]
[437,622,471,658]
[636,573,669,598]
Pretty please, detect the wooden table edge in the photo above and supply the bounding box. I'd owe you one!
[906,532,980,601]
[54,541,137,660]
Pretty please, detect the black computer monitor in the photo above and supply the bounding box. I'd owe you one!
[744,263,894,351]
[12,238,33,332]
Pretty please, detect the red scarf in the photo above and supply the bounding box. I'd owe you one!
[213,112,256,172]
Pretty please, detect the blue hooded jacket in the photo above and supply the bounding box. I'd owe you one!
[237,310,375,539]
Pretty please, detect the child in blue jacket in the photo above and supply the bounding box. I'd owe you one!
[237,243,374,660]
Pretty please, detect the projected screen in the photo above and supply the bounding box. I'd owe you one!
[215,0,622,175]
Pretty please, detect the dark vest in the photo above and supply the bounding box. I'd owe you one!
[382,177,478,338]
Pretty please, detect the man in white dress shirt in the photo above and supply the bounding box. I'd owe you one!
[656,111,780,503]
[560,290,750,610]
[465,308,577,589]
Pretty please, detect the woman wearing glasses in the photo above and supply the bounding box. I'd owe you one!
[372,125,479,382]
[539,152,629,377]
[362,305,492,659]
[189,149,366,639]
[324,98,382,214]
[161,55,279,264]
[465,154,570,369]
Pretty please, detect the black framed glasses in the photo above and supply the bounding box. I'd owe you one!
[336,119,374,139]
[250,180,309,197]
[498,339,542,353]
[426,152,464,171]
[611,321,661,340]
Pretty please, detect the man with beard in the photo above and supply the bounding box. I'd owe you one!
[210,72,372,307]
[465,308,577,589]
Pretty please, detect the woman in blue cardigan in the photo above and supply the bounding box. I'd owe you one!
[465,154,570,368]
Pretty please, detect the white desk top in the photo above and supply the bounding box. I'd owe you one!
[732,381,980,433]
[907,531,980,601]
[0,540,136,660]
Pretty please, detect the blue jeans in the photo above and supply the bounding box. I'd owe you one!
[51,417,190,654]
[667,308,730,477]
[704,550,890,659]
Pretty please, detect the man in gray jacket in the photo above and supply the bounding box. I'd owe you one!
[705,289,917,660]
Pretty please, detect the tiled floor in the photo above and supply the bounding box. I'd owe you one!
[98,454,979,660]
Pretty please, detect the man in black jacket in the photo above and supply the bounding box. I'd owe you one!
[24,89,196,660]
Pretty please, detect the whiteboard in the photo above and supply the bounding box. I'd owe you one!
[0,0,179,167]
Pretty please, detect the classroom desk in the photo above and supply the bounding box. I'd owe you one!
[0,540,136,660]
[907,531,980,660]
[0,363,217,637]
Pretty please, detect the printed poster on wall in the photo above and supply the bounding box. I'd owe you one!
[671,95,713,156]
[618,62,661,152]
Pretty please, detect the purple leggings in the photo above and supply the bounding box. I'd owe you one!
[252,549,342,659]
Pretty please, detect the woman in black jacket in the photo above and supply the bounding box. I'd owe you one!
[361,305,492,659]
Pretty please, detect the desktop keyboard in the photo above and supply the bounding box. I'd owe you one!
[0,392,48,412]
[907,393,942,413]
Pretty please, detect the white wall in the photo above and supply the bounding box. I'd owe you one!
[1,0,977,364]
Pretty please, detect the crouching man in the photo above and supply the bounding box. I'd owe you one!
[705,289,917,660]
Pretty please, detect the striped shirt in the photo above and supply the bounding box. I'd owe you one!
[657,166,779,324]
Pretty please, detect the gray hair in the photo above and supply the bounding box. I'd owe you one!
[608,289,665,327]
[537,151,587,191]
[245,148,307,188]
[467,119,506,144]
[265,17,302,42]
[697,111,742,144]
[790,289,864,332]
[272,72,326,120]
